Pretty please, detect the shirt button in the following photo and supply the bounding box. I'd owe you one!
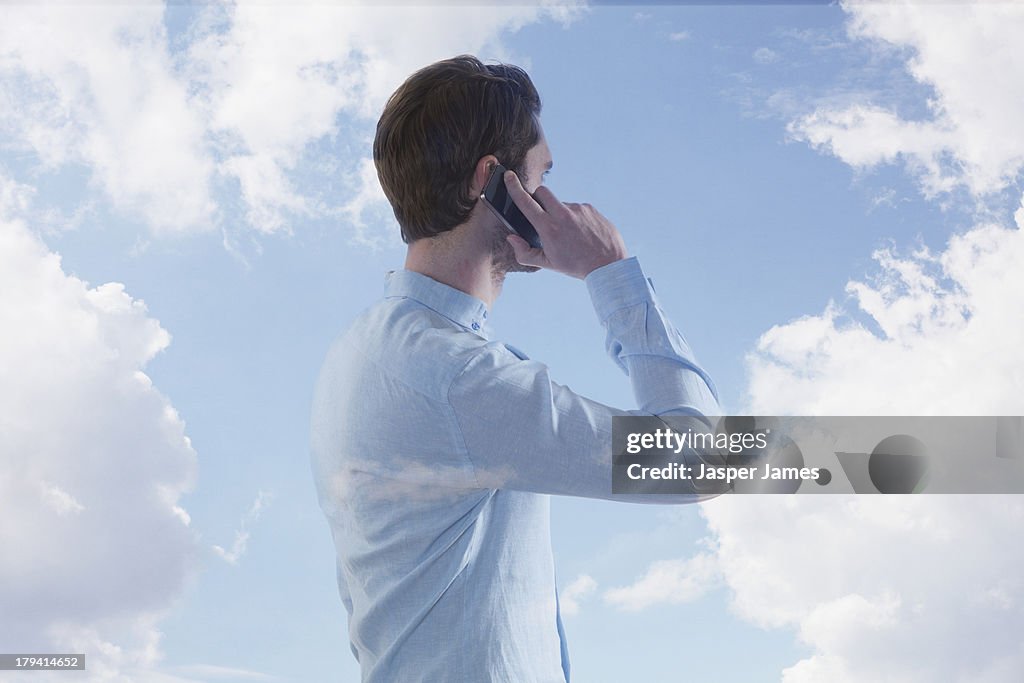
[471,322,480,331]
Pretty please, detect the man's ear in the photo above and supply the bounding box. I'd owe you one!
[471,154,501,198]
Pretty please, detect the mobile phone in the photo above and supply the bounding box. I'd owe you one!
[480,163,543,249]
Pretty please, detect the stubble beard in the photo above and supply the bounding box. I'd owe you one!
[488,220,540,286]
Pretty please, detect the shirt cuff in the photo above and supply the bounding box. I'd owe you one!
[585,256,656,322]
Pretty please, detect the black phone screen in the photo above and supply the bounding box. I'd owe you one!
[481,164,543,249]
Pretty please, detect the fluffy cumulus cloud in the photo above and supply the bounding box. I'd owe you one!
[744,218,1024,415]
[618,3,1024,681]
[0,178,199,679]
[0,4,216,235]
[703,496,1024,683]
[747,0,1024,416]
[788,0,1024,199]
[0,1,584,240]
[737,2,1024,679]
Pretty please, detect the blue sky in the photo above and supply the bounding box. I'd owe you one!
[2,2,1023,682]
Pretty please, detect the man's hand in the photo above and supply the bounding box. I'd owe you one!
[502,171,628,280]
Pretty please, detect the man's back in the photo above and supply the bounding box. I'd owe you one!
[311,259,725,681]
[310,269,570,682]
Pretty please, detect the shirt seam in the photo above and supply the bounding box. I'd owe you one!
[445,346,491,491]
[385,294,488,339]
[348,315,480,404]
[594,298,650,323]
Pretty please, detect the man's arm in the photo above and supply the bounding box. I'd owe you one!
[448,257,727,503]
[450,174,729,503]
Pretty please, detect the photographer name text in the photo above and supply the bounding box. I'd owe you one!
[626,462,821,485]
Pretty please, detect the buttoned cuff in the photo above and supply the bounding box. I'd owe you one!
[584,256,656,322]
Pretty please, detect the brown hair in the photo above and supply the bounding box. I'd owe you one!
[373,55,542,243]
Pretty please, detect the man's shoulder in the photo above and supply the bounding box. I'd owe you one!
[331,297,518,400]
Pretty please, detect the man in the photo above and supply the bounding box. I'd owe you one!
[310,55,727,682]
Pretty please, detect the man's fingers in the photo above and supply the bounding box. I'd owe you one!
[531,185,566,217]
[503,171,546,223]
[507,234,547,268]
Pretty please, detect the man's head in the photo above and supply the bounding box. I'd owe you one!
[373,55,550,249]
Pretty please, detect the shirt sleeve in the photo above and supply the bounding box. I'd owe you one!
[447,256,730,504]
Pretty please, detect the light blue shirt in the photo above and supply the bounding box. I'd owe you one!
[310,256,723,682]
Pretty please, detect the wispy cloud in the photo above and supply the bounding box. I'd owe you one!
[753,47,779,64]
[212,489,274,565]
[789,1,1024,200]
[38,481,86,516]
[603,552,720,612]
[559,574,598,617]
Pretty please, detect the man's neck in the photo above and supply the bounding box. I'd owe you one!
[404,223,503,309]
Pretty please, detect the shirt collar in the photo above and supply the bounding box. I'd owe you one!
[384,270,490,338]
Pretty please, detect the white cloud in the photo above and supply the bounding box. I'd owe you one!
[219,152,312,236]
[0,2,584,241]
[699,495,1024,683]
[39,481,87,516]
[789,104,956,195]
[788,1,1024,198]
[0,170,34,215]
[751,0,1024,417]
[0,180,199,678]
[744,217,1024,416]
[559,574,597,617]
[753,47,779,64]
[0,4,217,234]
[669,31,690,42]
[603,552,720,612]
